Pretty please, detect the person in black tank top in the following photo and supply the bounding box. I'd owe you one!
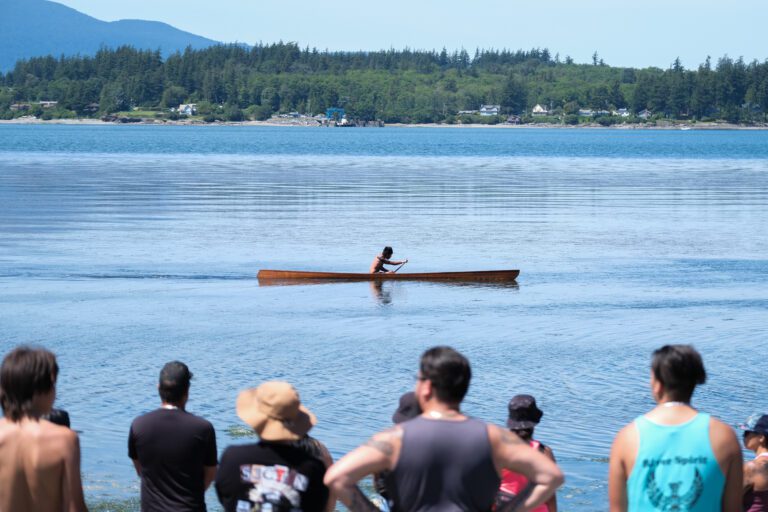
[324,346,564,512]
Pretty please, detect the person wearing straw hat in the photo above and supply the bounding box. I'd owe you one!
[496,395,557,512]
[215,381,331,512]
[741,413,768,512]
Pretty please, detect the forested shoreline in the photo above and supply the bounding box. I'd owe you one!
[1,43,767,124]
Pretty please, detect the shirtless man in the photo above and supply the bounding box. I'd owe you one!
[324,346,564,512]
[0,346,88,512]
[370,246,407,273]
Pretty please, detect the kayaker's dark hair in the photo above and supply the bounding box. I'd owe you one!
[383,246,393,258]
[651,344,706,402]
[419,346,471,405]
[0,346,58,422]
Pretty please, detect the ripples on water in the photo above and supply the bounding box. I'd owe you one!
[1,127,768,510]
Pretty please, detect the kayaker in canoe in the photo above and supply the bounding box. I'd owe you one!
[370,246,408,273]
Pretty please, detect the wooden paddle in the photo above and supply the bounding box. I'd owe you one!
[393,260,408,273]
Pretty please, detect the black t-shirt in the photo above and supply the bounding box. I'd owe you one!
[128,408,218,512]
[215,441,329,512]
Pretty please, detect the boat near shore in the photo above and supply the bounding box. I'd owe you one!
[257,269,519,282]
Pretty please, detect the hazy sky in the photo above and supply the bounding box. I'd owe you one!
[55,0,766,69]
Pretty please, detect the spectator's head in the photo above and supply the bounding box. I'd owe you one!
[506,394,543,440]
[650,345,706,402]
[158,361,192,406]
[0,346,58,422]
[417,346,471,407]
[46,408,71,428]
[382,246,393,258]
[236,381,316,441]
[741,413,768,452]
[392,391,422,423]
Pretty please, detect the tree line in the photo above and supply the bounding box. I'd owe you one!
[1,43,766,124]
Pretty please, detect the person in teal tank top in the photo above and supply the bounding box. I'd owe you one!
[608,345,743,512]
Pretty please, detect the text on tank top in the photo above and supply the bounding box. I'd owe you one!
[626,412,725,512]
[387,416,500,512]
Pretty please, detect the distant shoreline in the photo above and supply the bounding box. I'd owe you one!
[1,118,767,130]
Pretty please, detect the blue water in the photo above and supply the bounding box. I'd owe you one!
[2,124,768,158]
[1,125,767,510]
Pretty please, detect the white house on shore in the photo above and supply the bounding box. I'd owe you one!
[178,104,197,115]
[479,104,500,116]
[532,104,549,116]
[638,109,652,119]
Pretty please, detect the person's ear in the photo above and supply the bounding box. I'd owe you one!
[650,371,663,401]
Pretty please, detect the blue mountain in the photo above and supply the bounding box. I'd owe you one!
[0,0,221,72]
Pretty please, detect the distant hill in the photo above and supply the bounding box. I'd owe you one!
[0,0,220,72]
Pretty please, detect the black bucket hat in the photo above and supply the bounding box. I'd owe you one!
[506,394,543,429]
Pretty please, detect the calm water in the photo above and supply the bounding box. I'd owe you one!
[1,126,767,510]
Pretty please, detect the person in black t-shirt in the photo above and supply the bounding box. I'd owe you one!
[215,381,331,512]
[128,361,218,512]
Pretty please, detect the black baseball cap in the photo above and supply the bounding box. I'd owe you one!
[506,394,543,429]
[159,361,192,387]
[392,392,421,424]
[741,413,768,435]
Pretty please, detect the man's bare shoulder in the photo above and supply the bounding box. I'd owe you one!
[37,420,78,450]
[610,420,638,458]
[708,416,740,452]
[487,424,525,447]
[709,415,737,435]
[614,420,638,440]
[363,425,402,455]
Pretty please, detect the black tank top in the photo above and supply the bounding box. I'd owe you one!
[386,416,500,512]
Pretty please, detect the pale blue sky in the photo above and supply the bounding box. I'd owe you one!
[55,0,766,69]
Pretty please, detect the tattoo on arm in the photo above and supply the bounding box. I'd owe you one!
[364,437,394,456]
[348,485,380,512]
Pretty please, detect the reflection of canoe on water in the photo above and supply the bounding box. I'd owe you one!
[257,269,519,282]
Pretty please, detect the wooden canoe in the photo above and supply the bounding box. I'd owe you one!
[257,269,519,282]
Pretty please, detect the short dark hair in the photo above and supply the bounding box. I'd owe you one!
[651,345,706,402]
[158,361,192,404]
[0,346,58,422]
[383,246,393,257]
[419,346,471,404]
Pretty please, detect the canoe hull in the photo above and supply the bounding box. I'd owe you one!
[257,269,519,282]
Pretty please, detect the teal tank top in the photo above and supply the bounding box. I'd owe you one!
[626,413,725,512]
